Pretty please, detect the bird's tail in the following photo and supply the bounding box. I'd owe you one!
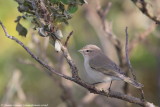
[118,74,143,88]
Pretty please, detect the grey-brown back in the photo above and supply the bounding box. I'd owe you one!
[89,52,125,76]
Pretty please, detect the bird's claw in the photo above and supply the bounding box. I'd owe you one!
[106,89,111,97]
[101,88,110,97]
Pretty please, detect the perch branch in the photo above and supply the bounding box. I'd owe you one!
[0,21,156,107]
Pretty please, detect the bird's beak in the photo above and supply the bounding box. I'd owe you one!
[78,49,83,53]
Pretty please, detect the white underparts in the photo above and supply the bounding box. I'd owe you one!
[84,57,114,84]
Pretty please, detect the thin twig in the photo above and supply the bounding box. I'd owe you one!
[0,21,156,107]
[97,2,112,30]
[125,27,137,80]
[65,31,73,47]
[125,27,145,100]
[123,27,134,101]
[97,2,124,67]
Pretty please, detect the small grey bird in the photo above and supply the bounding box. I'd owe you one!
[79,44,143,89]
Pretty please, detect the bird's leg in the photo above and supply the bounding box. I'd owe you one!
[108,81,113,92]
[106,81,113,97]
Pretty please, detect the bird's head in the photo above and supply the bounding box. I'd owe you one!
[78,44,101,59]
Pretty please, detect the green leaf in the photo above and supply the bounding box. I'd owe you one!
[67,4,78,14]
[16,23,27,37]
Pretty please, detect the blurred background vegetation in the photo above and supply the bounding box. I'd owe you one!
[0,0,160,107]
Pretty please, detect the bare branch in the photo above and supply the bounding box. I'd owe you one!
[0,21,156,107]
[97,2,112,30]
[130,0,160,24]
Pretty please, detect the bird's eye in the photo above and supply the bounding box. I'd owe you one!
[86,50,90,52]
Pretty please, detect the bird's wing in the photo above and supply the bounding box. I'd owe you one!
[89,53,144,89]
[89,53,125,76]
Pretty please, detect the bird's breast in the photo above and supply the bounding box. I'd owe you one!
[84,59,106,83]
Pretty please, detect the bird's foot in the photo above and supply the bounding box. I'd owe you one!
[100,88,110,97]
[107,88,111,97]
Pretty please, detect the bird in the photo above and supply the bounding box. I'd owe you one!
[78,44,143,89]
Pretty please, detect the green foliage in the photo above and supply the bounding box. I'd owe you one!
[14,0,86,37]
[68,4,78,13]
[16,22,27,37]
[14,0,86,50]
